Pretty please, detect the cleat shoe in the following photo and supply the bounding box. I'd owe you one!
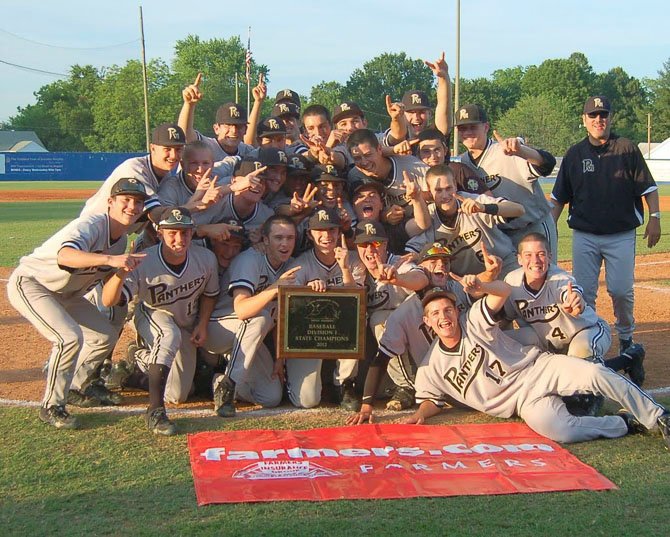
[103,360,135,390]
[564,394,604,417]
[622,343,646,387]
[85,382,123,406]
[214,378,236,418]
[67,389,102,408]
[619,337,633,355]
[338,381,360,412]
[617,409,647,435]
[659,412,670,451]
[39,405,78,429]
[145,406,176,436]
[386,386,416,411]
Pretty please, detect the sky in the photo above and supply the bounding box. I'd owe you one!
[1,0,669,123]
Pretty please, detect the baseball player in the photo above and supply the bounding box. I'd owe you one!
[405,164,523,278]
[300,104,349,170]
[101,207,219,435]
[7,178,148,429]
[551,95,661,354]
[178,73,254,161]
[288,208,367,410]
[504,232,646,385]
[347,242,501,424]
[272,102,307,153]
[205,215,300,417]
[346,128,429,223]
[404,279,670,449]
[456,104,558,259]
[274,88,301,111]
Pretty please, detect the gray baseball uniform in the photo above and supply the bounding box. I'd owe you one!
[121,243,219,403]
[459,140,557,258]
[405,196,518,277]
[194,131,255,161]
[287,249,367,408]
[7,214,126,408]
[504,266,611,358]
[415,297,665,442]
[203,248,289,407]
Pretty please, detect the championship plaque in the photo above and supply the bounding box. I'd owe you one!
[277,286,366,360]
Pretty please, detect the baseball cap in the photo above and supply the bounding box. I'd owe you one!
[287,153,313,176]
[275,89,301,109]
[421,286,458,309]
[157,207,195,229]
[151,123,186,147]
[354,219,388,244]
[454,104,488,126]
[257,116,287,138]
[349,178,384,198]
[583,95,611,115]
[222,218,246,240]
[234,157,265,177]
[110,177,149,199]
[215,102,248,125]
[418,242,452,263]
[308,208,341,230]
[258,147,289,167]
[313,164,346,183]
[332,101,365,124]
[272,102,300,119]
[402,90,431,111]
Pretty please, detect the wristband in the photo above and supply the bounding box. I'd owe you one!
[483,204,499,215]
[361,395,374,404]
[650,212,661,219]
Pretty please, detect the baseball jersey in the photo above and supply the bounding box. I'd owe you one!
[293,249,367,288]
[405,195,517,276]
[227,248,292,314]
[459,140,552,230]
[207,193,275,236]
[364,254,420,313]
[195,131,255,161]
[210,268,234,318]
[348,155,429,217]
[81,156,162,221]
[551,134,657,234]
[16,213,127,298]
[415,298,543,417]
[121,244,219,329]
[503,266,604,353]
[379,282,471,362]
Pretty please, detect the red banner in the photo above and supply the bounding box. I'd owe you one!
[188,423,616,505]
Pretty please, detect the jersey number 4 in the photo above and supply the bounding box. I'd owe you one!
[551,327,567,340]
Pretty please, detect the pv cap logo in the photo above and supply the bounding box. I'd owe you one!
[172,209,184,221]
[325,165,336,175]
[229,106,241,118]
[411,93,422,105]
[593,98,604,109]
[364,223,377,235]
[254,161,264,171]
[167,128,178,140]
[317,210,329,222]
[278,151,287,163]
[268,119,280,130]
[339,103,350,111]
[459,109,469,120]
[283,90,292,97]
[128,178,138,184]
[291,157,305,169]
[278,103,289,114]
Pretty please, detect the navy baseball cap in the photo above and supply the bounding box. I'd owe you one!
[216,103,247,125]
[110,177,149,199]
[583,96,611,114]
[332,101,365,124]
[308,208,341,230]
[402,90,431,111]
[350,178,384,198]
[158,207,195,229]
[233,157,265,177]
[272,102,300,119]
[354,219,388,244]
[418,242,452,263]
[275,89,301,109]
[455,104,488,126]
[257,116,287,138]
[151,123,186,146]
[421,286,458,309]
[313,164,346,183]
[287,153,313,176]
[258,147,289,167]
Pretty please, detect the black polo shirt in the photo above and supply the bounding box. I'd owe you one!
[552,134,657,235]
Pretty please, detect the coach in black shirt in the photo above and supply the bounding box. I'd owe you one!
[551,95,661,355]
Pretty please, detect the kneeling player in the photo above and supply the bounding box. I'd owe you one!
[102,208,219,435]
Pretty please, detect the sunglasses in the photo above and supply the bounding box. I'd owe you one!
[587,111,609,119]
[424,246,451,257]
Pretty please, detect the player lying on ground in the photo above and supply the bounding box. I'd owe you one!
[402,277,670,449]
[102,207,219,436]
[7,178,148,429]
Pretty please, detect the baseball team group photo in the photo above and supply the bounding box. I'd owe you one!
[2,2,670,534]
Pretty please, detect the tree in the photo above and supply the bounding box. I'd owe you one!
[495,94,580,156]
[459,77,516,123]
[344,52,435,130]
[521,53,596,116]
[596,67,649,142]
[171,35,269,133]
[649,58,670,140]
[307,81,346,116]
[8,65,101,151]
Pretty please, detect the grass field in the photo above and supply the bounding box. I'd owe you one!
[2,402,670,537]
